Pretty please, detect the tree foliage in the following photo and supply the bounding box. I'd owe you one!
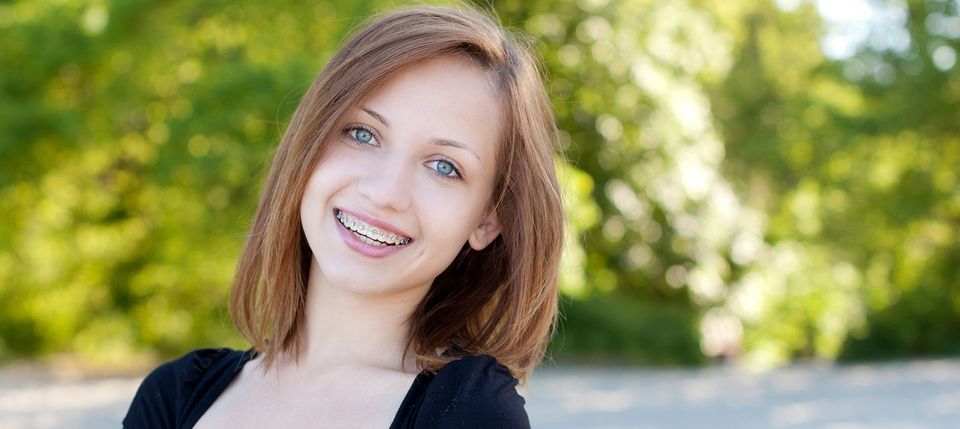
[1,0,957,366]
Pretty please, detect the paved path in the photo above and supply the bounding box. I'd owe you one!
[525,359,960,428]
[2,359,958,428]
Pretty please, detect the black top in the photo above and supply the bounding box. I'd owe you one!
[123,348,530,428]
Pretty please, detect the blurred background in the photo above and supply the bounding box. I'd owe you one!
[1,0,959,427]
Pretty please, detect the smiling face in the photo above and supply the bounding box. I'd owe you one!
[300,55,504,296]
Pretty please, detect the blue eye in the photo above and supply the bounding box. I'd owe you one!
[436,160,454,175]
[346,126,377,146]
[427,159,462,180]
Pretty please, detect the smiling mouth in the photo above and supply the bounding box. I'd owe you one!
[335,210,412,247]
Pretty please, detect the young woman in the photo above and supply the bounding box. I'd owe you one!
[124,4,563,428]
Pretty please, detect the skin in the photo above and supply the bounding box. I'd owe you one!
[194,55,504,428]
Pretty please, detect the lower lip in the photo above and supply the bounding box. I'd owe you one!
[333,211,410,258]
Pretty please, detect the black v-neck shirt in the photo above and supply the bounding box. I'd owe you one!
[122,348,530,428]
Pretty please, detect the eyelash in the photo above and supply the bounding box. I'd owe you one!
[343,124,379,146]
[341,124,465,181]
[426,157,463,181]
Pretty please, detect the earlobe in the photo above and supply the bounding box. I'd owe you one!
[468,212,502,251]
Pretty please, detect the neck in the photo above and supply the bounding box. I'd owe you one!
[292,258,429,373]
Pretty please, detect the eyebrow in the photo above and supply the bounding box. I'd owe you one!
[432,138,481,162]
[361,107,389,127]
[360,106,482,162]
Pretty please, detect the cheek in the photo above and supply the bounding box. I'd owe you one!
[299,156,349,226]
[416,184,490,240]
[311,144,355,178]
[299,175,326,243]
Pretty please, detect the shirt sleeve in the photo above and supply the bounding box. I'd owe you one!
[122,348,231,429]
[415,355,531,429]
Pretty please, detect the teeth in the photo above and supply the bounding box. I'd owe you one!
[336,211,410,246]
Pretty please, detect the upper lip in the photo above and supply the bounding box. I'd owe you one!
[335,208,413,240]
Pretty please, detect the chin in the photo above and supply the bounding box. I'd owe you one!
[311,258,427,296]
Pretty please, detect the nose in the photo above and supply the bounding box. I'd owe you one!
[356,158,413,212]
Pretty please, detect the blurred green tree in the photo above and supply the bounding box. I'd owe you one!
[705,0,960,365]
[1,0,958,367]
[0,0,381,361]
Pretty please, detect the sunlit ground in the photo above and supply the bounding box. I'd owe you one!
[2,359,959,429]
[526,359,960,428]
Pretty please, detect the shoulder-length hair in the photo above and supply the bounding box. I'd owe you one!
[230,4,563,383]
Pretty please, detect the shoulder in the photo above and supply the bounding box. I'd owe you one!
[123,348,250,429]
[417,354,530,429]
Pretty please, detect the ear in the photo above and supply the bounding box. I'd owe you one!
[468,210,502,251]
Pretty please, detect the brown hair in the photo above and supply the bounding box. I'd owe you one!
[229,4,563,383]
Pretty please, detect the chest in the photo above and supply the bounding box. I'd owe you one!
[194,368,418,429]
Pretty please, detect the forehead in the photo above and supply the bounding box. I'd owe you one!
[359,55,504,160]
